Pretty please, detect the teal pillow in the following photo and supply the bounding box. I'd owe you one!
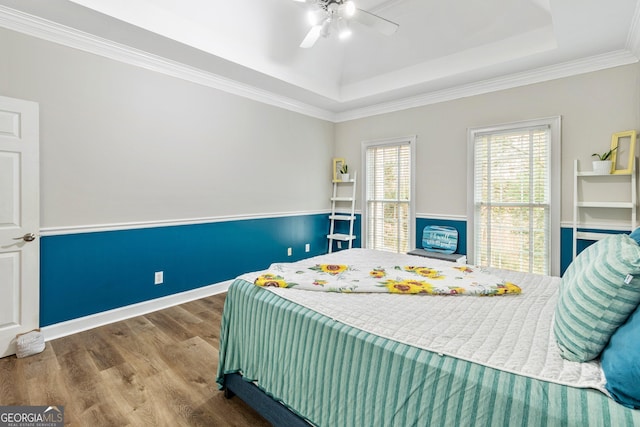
[554,234,640,362]
[601,303,640,408]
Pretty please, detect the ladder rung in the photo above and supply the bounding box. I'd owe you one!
[576,201,633,208]
[329,214,355,221]
[331,197,354,202]
[327,233,356,241]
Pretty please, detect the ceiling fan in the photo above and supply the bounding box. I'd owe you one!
[294,0,399,48]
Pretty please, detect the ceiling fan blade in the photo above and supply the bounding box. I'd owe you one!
[300,25,322,48]
[353,8,399,36]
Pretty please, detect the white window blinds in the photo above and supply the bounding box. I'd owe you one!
[365,141,412,253]
[471,124,555,275]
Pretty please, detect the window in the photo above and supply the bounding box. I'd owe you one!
[362,136,416,253]
[468,118,561,276]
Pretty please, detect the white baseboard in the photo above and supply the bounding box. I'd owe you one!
[41,280,233,342]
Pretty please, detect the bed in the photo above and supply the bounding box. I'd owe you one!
[216,247,640,426]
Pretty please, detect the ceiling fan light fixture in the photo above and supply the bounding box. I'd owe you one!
[307,9,324,26]
[338,18,352,39]
[296,0,399,48]
[343,1,356,17]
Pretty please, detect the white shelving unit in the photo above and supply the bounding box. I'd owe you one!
[572,159,637,259]
[327,171,357,253]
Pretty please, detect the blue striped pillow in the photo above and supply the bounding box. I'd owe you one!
[554,234,640,362]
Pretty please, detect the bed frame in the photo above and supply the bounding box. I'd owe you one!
[223,373,309,426]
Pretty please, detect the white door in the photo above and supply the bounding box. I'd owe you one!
[0,95,39,358]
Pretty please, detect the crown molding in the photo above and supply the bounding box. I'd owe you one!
[1,5,637,124]
[334,50,639,122]
[627,0,640,58]
[0,5,337,122]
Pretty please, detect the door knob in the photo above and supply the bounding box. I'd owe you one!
[14,233,36,242]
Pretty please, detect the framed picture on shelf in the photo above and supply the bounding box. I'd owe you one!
[610,130,637,174]
[332,158,345,182]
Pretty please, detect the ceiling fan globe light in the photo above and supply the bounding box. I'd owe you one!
[307,10,323,26]
[339,28,352,39]
[344,1,356,17]
[338,18,351,39]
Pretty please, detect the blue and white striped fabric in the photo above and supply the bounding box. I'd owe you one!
[554,234,640,362]
[217,279,640,426]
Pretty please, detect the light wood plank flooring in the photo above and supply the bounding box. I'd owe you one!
[0,293,270,426]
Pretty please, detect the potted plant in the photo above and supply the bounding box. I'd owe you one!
[592,147,617,174]
[340,164,350,181]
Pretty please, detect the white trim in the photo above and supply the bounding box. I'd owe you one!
[416,213,467,221]
[387,214,634,229]
[39,210,329,236]
[0,5,637,123]
[0,5,335,122]
[41,280,232,341]
[334,51,637,122]
[561,220,635,231]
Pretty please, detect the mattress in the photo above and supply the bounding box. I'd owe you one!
[218,249,640,426]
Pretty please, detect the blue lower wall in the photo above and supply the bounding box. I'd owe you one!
[40,214,330,326]
[39,212,628,327]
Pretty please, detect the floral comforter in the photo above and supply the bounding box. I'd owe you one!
[251,260,521,296]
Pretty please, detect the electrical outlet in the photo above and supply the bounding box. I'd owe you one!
[305,243,310,252]
[154,271,163,285]
[287,247,292,256]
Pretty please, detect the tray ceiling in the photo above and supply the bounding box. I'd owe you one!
[1,0,639,120]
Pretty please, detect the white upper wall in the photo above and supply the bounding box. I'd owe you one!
[1,24,638,231]
[335,63,640,226]
[0,27,334,229]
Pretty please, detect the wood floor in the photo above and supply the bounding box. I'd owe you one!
[0,293,270,426]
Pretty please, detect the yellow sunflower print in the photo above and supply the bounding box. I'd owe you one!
[254,274,289,288]
[369,268,386,278]
[311,264,349,275]
[404,266,444,280]
[494,282,521,295]
[383,279,433,294]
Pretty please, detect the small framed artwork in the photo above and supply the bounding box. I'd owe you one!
[610,130,637,175]
[332,158,345,182]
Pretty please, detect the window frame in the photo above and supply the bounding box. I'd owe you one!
[361,135,417,253]
[466,117,561,276]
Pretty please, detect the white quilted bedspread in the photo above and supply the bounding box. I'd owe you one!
[237,249,607,393]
